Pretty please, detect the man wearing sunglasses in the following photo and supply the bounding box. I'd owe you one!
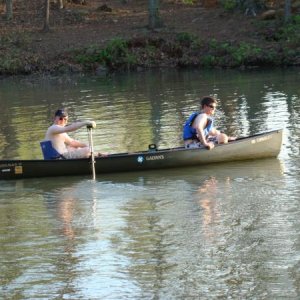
[183,96,235,150]
[43,109,96,159]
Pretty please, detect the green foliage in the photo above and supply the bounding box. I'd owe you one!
[0,50,38,75]
[0,52,22,73]
[176,32,198,46]
[257,15,300,65]
[276,17,300,45]
[175,32,204,52]
[74,38,137,70]
[73,36,298,70]
[0,32,31,49]
[74,45,102,64]
[220,0,265,13]
[258,15,300,46]
[201,55,217,67]
[280,47,298,64]
[208,39,219,50]
[230,42,262,65]
[293,15,300,24]
[140,45,160,65]
[197,40,265,67]
[144,44,157,55]
[220,0,237,11]
[102,38,129,66]
[0,32,38,75]
[182,0,196,4]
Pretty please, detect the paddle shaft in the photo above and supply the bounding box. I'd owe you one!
[87,126,96,180]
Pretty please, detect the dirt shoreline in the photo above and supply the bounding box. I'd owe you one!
[0,0,299,76]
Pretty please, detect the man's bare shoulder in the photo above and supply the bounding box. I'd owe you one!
[194,112,207,124]
[48,124,65,134]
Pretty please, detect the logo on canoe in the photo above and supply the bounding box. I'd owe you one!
[146,155,165,161]
[251,135,272,144]
[137,155,165,164]
[137,156,144,163]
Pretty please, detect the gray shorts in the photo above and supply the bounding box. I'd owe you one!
[185,142,204,149]
[185,137,217,149]
[62,147,90,159]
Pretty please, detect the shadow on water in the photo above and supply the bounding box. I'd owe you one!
[1,157,285,193]
[95,157,285,190]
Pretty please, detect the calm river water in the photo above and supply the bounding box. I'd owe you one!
[1,68,300,299]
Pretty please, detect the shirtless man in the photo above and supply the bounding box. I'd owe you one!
[44,109,96,159]
[183,96,235,150]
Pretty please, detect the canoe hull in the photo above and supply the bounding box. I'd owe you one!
[0,129,283,180]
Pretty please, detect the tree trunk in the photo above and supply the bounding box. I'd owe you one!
[43,0,51,32]
[284,0,291,21]
[58,0,64,9]
[5,0,13,20]
[148,0,163,29]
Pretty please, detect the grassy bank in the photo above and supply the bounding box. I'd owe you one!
[0,15,299,76]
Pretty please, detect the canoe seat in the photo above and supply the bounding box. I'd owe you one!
[40,141,65,160]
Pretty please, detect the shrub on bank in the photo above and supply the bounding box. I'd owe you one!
[71,35,299,72]
[0,32,43,75]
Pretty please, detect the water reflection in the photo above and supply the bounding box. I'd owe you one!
[198,176,222,241]
[1,68,300,299]
[97,158,286,298]
[1,156,298,299]
[57,191,76,240]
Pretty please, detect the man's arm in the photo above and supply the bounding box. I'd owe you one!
[50,121,96,134]
[195,115,215,149]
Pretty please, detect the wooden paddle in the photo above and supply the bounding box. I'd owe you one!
[87,123,96,180]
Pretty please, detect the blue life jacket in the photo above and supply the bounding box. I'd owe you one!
[183,112,214,140]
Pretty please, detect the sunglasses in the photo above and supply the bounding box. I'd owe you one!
[207,104,217,109]
[59,117,68,121]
